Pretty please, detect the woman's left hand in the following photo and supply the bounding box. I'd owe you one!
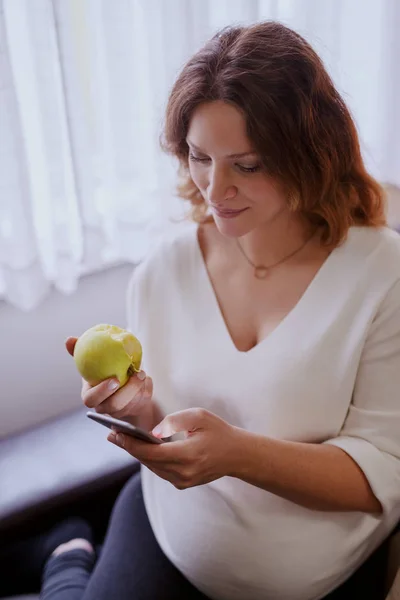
[107,408,241,489]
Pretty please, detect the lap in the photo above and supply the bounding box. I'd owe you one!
[83,471,385,600]
[81,471,208,600]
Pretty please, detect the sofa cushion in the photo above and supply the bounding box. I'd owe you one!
[0,407,138,537]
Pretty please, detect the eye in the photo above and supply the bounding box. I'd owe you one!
[189,153,210,163]
[188,153,260,174]
[237,164,261,173]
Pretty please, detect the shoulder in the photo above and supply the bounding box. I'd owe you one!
[345,226,400,283]
[349,225,400,259]
[348,227,400,329]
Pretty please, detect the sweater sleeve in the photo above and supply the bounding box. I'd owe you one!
[125,260,148,344]
[324,279,400,517]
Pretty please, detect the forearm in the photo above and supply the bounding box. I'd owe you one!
[231,429,382,514]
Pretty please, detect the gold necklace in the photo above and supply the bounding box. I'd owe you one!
[236,230,316,279]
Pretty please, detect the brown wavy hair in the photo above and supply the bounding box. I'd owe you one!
[161,21,387,246]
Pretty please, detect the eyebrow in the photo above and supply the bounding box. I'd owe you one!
[186,140,257,159]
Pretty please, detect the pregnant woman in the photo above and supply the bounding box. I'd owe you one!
[11,20,400,600]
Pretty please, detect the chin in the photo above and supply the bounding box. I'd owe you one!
[212,214,256,238]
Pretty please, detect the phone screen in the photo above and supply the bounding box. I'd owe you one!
[86,412,164,444]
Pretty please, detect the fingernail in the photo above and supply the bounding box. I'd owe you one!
[137,370,146,381]
[152,424,162,437]
[108,379,119,391]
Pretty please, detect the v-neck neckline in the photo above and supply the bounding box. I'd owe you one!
[192,225,352,356]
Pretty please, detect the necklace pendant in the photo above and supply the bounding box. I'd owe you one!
[254,266,269,279]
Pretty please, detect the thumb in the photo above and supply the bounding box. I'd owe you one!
[152,408,208,439]
[65,336,78,356]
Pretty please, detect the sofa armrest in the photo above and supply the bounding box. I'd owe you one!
[0,407,139,537]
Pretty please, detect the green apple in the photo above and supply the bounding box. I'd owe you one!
[73,324,142,387]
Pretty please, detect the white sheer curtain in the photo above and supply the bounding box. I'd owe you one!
[0,0,399,310]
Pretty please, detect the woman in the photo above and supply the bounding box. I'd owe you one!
[38,20,399,600]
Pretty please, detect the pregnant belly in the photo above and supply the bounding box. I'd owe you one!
[141,470,374,600]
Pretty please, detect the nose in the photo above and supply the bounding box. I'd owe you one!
[207,164,237,204]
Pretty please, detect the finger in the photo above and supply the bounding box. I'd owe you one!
[95,374,151,416]
[152,408,210,439]
[65,337,78,357]
[82,377,120,409]
[81,379,91,399]
[82,371,147,410]
[136,462,184,488]
[109,375,153,420]
[107,431,186,464]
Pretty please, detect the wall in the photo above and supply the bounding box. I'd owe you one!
[0,264,133,440]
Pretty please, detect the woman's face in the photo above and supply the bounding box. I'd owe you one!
[186,100,290,238]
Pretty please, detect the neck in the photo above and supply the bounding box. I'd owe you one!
[238,213,316,267]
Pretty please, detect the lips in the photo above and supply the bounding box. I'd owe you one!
[210,205,249,219]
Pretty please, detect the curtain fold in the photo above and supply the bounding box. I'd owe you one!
[0,0,399,310]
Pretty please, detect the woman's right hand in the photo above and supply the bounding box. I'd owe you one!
[65,337,153,421]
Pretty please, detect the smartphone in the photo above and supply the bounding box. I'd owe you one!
[86,411,165,444]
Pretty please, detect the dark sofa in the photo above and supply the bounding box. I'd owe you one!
[0,407,139,598]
